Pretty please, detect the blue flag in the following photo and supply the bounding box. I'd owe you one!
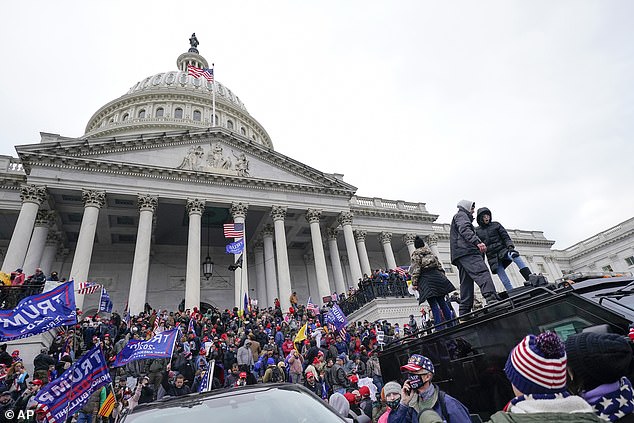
[34,345,111,423]
[225,238,244,254]
[112,329,179,367]
[198,360,216,393]
[98,287,113,313]
[243,292,250,313]
[0,281,76,342]
[325,303,348,331]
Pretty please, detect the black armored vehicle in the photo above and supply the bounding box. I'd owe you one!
[378,273,634,419]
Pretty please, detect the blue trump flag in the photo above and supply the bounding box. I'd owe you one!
[98,287,113,313]
[34,345,111,423]
[112,328,179,367]
[225,238,244,254]
[325,303,348,331]
[0,281,76,342]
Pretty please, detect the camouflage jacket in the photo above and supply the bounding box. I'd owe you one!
[410,246,443,285]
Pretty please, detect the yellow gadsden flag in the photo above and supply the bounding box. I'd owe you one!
[294,323,308,351]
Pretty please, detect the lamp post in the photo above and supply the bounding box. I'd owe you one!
[202,212,214,279]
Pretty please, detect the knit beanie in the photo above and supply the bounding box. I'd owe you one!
[565,332,633,391]
[504,331,567,394]
[383,381,402,396]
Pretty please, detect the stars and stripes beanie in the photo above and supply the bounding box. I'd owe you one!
[504,331,567,394]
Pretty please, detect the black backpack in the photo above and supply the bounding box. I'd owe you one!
[270,367,282,383]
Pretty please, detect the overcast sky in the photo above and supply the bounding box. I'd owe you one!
[1,1,632,249]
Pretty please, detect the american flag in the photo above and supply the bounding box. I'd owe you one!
[77,281,101,295]
[187,64,214,82]
[223,223,244,238]
[394,266,409,277]
[36,404,54,423]
[187,317,196,335]
[306,297,319,314]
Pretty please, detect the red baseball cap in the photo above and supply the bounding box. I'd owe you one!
[344,392,356,404]
[239,372,247,378]
[31,379,43,386]
[359,386,370,396]
[306,371,314,378]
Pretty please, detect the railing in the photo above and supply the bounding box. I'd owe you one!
[0,285,44,309]
[337,279,413,316]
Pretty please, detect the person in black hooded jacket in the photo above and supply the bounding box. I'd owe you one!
[475,207,532,292]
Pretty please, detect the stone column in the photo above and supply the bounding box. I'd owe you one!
[128,194,158,316]
[23,210,54,276]
[262,225,278,307]
[303,252,318,301]
[272,206,292,312]
[379,231,397,270]
[231,202,249,308]
[253,240,267,308]
[70,189,106,310]
[403,233,416,257]
[427,234,441,259]
[354,229,372,277]
[326,229,346,297]
[40,231,61,276]
[306,209,330,304]
[185,198,205,311]
[1,185,47,273]
[338,212,363,284]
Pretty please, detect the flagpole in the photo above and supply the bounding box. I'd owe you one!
[211,63,216,127]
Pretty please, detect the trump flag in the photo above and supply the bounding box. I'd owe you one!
[112,329,179,367]
[0,281,76,342]
[34,345,111,423]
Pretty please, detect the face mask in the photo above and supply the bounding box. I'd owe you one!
[386,398,401,409]
[407,373,424,390]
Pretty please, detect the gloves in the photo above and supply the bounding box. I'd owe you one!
[509,250,520,259]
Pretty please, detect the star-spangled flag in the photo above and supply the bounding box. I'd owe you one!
[198,360,216,393]
[223,223,244,238]
[394,266,409,277]
[306,297,319,314]
[187,64,214,82]
[78,281,101,295]
[123,307,130,328]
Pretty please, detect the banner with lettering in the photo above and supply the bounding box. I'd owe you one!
[98,287,113,313]
[0,281,76,342]
[112,329,179,367]
[325,303,348,331]
[225,238,244,255]
[34,345,111,423]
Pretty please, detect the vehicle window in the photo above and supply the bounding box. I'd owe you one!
[125,388,344,423]
[538,317,591,341]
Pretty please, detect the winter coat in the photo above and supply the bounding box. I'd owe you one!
[410,247,456,303]
[488,395,602,422]
[450,205,483,264]
[476,207,514,273]
[236,346,254,367]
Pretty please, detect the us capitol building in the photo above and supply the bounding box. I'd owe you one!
[1,38,632,321]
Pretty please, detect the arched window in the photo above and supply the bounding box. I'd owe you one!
[155,107,164,118]
[214,114,218,126]
[240,127,246,136]
[193,110,202,121]
[174,108,183,119]
[252,135,256,141]
[227,120,234,130]
[122,113,129,121]
[138,109,146,118]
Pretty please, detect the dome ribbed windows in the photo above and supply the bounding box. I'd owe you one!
[193,110,201,121]
[174,108,183,119]
[227,120,234,130]
[138,109,146,118]
[155,107,164,118]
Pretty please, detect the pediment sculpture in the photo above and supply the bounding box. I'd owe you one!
[177,142,250,176]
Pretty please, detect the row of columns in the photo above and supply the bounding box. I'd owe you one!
[2,184,441,315]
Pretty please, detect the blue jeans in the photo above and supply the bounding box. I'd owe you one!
[497,253,528,292]
[427,296,454,328]
[76,412,94,423]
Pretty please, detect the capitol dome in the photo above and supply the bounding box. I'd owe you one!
[84,42,273,149]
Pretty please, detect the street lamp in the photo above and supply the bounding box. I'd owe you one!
[202,211,214,279]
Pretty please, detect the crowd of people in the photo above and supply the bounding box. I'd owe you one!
[1,200,633,422]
